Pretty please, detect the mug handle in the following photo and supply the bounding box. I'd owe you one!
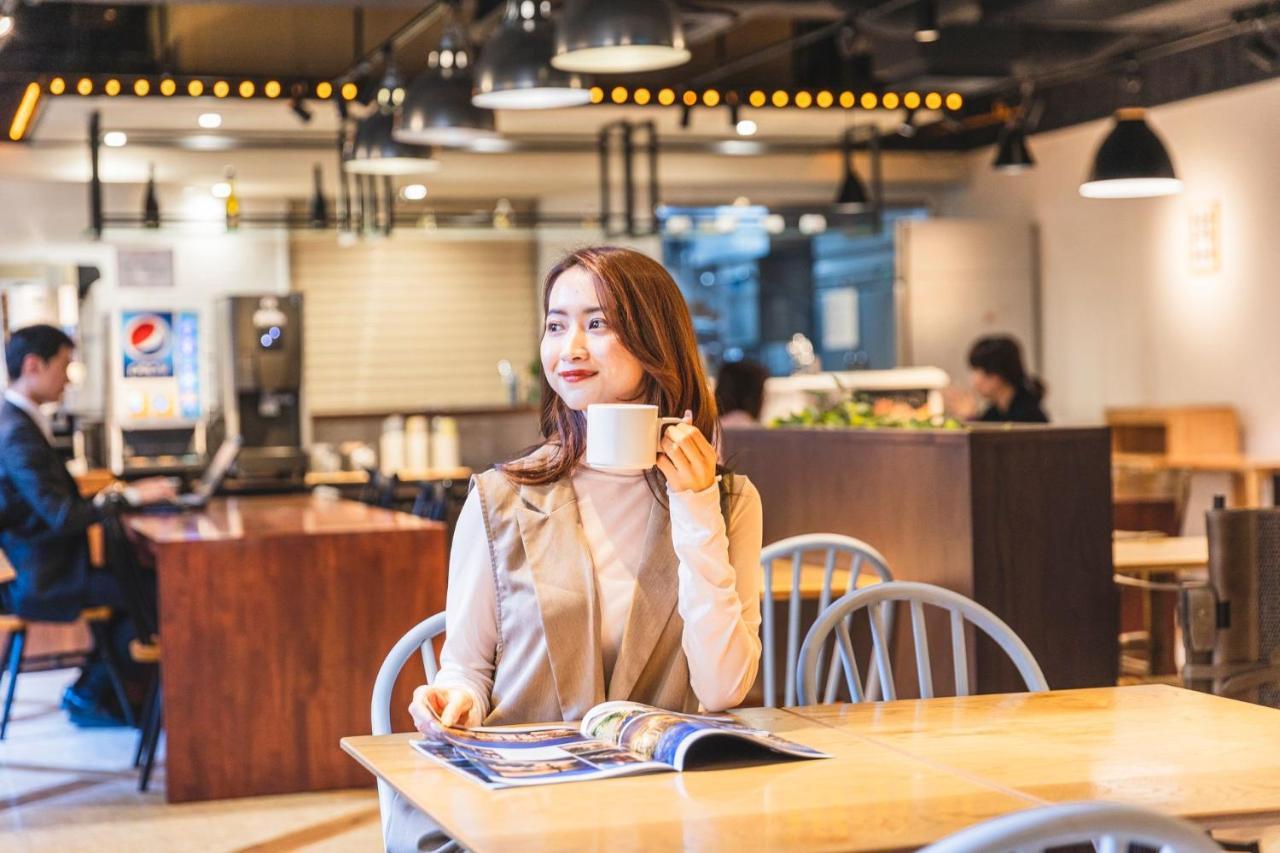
[656,417,685,450]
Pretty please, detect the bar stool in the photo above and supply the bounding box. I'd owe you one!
[0,597,136,739]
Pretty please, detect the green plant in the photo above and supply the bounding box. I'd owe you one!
[770,398,966,431]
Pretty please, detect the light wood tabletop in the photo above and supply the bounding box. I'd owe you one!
[793,685,1280,828]
[342,706,1039,853]
[343,686,1280,851]
[1113,535,1208,574]
[764,561,884,600]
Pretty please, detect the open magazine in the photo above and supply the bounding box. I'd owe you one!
[411,700,828,789]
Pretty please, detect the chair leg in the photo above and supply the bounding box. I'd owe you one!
[139,675,163,792]
[133,669,160,768]
[88,622,136,728]
[0,629,25,740]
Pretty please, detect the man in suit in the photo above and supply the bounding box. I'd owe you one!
[0,324,175,725]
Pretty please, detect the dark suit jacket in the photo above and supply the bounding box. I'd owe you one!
[0,399,102,621]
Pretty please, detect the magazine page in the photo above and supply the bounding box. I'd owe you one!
[581,701,829,770]
[411,726,668,789]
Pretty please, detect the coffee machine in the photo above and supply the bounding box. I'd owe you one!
[221,294,308,489]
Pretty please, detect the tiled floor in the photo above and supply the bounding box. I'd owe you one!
[0,670,381,852]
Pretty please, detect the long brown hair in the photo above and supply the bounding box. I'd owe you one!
[502,246,718,486]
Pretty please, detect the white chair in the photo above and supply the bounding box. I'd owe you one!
[761,533,894,707]
[371,612,447,848]
[921,801,1222,853]
[796,581,1048,705]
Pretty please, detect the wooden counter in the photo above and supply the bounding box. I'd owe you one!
[724,425,1116,696]
[128,495,446,803]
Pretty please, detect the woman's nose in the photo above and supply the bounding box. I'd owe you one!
[560,327,587,360]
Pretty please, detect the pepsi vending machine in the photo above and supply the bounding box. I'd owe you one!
[107,309,207,475]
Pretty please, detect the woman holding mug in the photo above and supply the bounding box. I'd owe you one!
[390,247,762,850]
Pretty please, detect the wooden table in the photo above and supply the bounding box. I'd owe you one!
[1114,535,1208,575]
[765,560,883,600]
[129,494,446,802]
[1114,453,1280,508]
[1113,536,1209,675]
[343,686,1280,851]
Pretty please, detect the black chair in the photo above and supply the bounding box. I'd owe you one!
[410,481,448,521]
[0,580,136,739]
[359,468,400,510]
[99,507,163,790]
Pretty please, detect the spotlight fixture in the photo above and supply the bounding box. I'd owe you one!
[472,0,591,110]
[552,0,691,74]
[290,96,313,124]
[400,183,428,201]
[343,111,440,176]
[375,49,407,110]
[395,17,498,147]
[1080,107,1182,199]
[915,0,940,43]
[103,131,127,147]
[992,123,1034,173]
[736,119,757,136]
[198,112,222,129]
[835,128,869,208]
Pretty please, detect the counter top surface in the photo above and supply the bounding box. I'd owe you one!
[127,494,436,544]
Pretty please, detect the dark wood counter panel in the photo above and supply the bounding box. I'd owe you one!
[724,425,1117,696]
[129,495,446,803]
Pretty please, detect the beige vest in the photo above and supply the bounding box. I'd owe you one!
[471,463,702,724]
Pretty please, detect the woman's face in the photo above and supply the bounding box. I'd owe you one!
[541,266,646,411]
[969,368,1006,401]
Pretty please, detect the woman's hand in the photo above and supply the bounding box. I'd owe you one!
[657,410,717,493]
[409,684,483,733]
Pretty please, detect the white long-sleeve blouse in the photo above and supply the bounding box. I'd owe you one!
[433,465,764,717]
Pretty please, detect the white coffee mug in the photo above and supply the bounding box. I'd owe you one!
[586,404,684,472]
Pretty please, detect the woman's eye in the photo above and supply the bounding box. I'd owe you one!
[588,318,607,330]
[545,321,563,333]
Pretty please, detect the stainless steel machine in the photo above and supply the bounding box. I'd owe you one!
[221,294,308,489]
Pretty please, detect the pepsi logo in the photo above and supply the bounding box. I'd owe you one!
[124,313,172,361]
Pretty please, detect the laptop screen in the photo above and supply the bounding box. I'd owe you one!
[194,436,243,498]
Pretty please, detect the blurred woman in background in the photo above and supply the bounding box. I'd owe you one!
[955,335,1049,423]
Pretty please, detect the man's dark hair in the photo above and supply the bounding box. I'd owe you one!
[5,324,75,381]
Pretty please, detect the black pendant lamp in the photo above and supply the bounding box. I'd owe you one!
[1079,108,1182,199]
[992,124,1034,173]
[395,23,498,148]
[473,0,591,110]
[835,129,869,208]
[345,54,440,175]
[344,111,440,175]
[552,0,691,74]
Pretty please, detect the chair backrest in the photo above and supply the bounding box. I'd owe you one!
[796,580,1048,705]
[760,533,894,707]
[1181,506,1280,707]
[920,801,1222,853]
[360,468,400,509]
[370,612,446,847]
[410,482,447,521]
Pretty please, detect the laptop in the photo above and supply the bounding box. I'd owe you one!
[134,435,243,513]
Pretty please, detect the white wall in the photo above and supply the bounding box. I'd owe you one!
[939,77,1280,456]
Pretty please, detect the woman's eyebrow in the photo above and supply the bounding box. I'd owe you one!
[546,306,603,315]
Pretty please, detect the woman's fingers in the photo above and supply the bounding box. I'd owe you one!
[439,690,474,728]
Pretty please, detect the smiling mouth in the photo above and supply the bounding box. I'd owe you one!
[558,371,597,383]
